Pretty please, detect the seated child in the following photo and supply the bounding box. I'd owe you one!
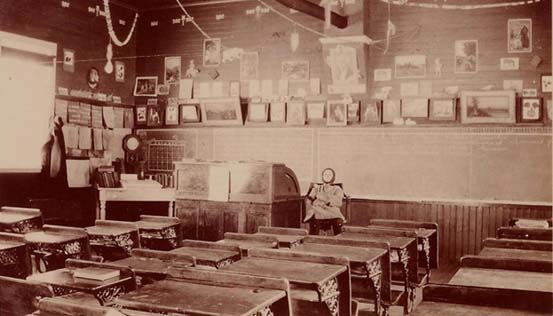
[304,168,345,235]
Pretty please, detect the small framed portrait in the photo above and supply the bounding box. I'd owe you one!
[203,38,221,67]
[200,97,243,126]
[455,40,478,74]
[240,52,259,80]
[460,90,516,124]
[395,55,426,79]
[87,67,100,89]
[347,101,360,123]
[180,104,201,123]
[134,76,158,97]
[147,106,163,127]
[286,101,306,125]
[546,99,553,123]
[62,48,75,73]
[500,57,519,71]
[248,103,269,122]
[401,98,428,118]
[157,84,170,96]
[306,102,325,124]
[270,102,286,122]
[519,97,543,123]
[135,106,147,126]
[382,99,401,123]
[508,18,532,53]
[326,100,347,126]
[115,61,125,82]
[165,105,179,125]
[541,74,553,93]
[360,99,382,125]
[429,98,456,121]
[281,61,310,81]
[164,56,181,85]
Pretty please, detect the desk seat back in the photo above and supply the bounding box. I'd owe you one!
[497,226,553,241]
[258,226,308,236]
[223,232,280,243]
[0,275,53,316]
[369,219,438,231]
[0,232,31,278]
[38,297,127,316]
[131,248,196,266]
[180,239,242,253]
[460,255,553,273]
[483,238,553,252]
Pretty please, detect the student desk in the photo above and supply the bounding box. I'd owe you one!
[96,187,175,220]
[217,232,279,256]
[86,221,140,260]
[221,250,350,316]
[171,246,241,268]
[449,267,553,292]
[253,232,306,248]
[135,215,182,250]
[0,207,43,234]
[0,233,29,278]
[479,247,552,261]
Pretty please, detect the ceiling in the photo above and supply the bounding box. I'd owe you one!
[114,0,249,11]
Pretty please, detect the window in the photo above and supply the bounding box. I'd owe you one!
[0,31,56,172]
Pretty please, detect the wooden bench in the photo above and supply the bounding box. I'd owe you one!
[135,215,182,250]
[412,284,552,315]
[217,232,279,256]
[0,232,31,278]
[0,206,43,234]
[171,239,242,269]
[256,226,308,248]
[496,226,552,241]
[368,219,439,282]
[479,238,552,264]
[221,247,351,316]
[27,258,137,305]
[509,217,552,228]
[24,225,92,273]
[86,220,140,261]
[115,266,293,316]
[0,275,53,316]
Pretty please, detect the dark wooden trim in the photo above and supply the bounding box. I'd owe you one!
[274,0,348,28]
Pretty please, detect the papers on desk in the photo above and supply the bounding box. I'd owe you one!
[120,179,163,189]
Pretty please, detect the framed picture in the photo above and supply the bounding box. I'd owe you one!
[500,57,519,71]
[147,106,163,126]
[115,61,125,82]
[547,99,553,123]
[460,90,516,124]
[519,97,543,123]
[395,55,426,79]
[157,84,170,95]
[374,68,391,82]
[135,106,147,126]
[203,38,221,67]
[164,56,181,84]
[455,40,478,74]
[180,104,201,123]
[508,18,532,53]
[401,98,428,118]
[286,101,306,125]
[541,74,553,93]
[200,97,243,125]
[165,105,179,125]
[326,100,347,126]
[62,48,75,73]
[429,98,456,121]
[240,52,259,80]
[248,103,269,122]
[306,101,325,124]
[522,88,538,97]
[282,61,310,81]
[382,100,401,123]
[270,102,286,122]
[360,100,382,125]
[347,101,360,123]
[134,76,158,97]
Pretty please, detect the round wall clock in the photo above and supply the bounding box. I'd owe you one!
[87,67,100,89]
[321,168,336,184]
[122,134,141,154]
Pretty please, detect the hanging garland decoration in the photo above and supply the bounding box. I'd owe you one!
[175,0,212,39]
[379,0,541,10]
[103,0,139,47]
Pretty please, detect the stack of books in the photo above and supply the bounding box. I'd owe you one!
[73,267,120,285]
[95,166,120,188]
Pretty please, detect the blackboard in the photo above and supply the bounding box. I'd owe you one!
[318,127,552,203]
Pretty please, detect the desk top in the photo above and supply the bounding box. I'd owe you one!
[368,226,436,238]
[411,301,550,316]
[24,231,83,244]
[221,257,346,286]
[135,221,176,230]
[290,243,386,265]
[0,212,39,225]
[27,268,130,292]
[86,225,137,236]
[253,233,305,245]
[0,240,24,251]
[115,279,285,316]
[217,239,278,251]
[479,247,552,261]
[112,256,191,275]
[172,246,239,263]
[449,267,553,293]
[337,232,414,249]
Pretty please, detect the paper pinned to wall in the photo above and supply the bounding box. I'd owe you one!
[400,82,419,96]
[419,81,433,96]
[124,108,134,128]
[102,129,113,151]
[54,99,68,123]
[113,107,125,128]
[91,105,103,128]
[278,79,288,96]
[78,127,92,150]
[211,81,223,97]
[198,82,211,98]
[249,80,260,97]
[179,79,193,99]
[93,128,103,150]
[66,159,90,188]
[106,128,131,160]
[261,79,273,98]
[103,106,115,128]
[62,125,79,149]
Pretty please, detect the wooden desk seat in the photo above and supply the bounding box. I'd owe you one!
[0,206,43,234]
[37,296,128,316]
[217,232,279,256]
[509,217,552,228]
[479,238,552,264]
[412,284,552,316]
[24,225,91,273]
[171,240,242,269]
[449,256,553,293]
[368,219,439,281]
[27,258,137,305]
[115,266,293,316]
[0,275,53,316]
[86,220,140,261]
[497,226,552,241]
[110,248,195,283]
[0,232,31,278]
[135,215,182,250]
[221,248,351,316]
[255,226,308,248]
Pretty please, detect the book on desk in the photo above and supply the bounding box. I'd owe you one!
[73,267,120,284]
